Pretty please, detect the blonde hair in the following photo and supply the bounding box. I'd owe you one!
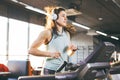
[44,6,56,29]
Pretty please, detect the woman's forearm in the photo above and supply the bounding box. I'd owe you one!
[28,48,51,57]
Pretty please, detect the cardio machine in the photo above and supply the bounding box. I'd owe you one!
[18,42,119,80]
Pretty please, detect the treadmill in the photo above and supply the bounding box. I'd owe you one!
[18,42,116,80]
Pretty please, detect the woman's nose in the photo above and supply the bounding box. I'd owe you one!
[64,16,67,20]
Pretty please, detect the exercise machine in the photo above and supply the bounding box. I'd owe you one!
[18,42,118,80]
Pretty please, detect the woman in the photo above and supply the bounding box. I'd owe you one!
[29,6,77,75]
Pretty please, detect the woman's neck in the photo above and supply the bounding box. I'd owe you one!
[57,25,63,35]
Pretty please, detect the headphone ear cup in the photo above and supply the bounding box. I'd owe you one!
[52,13,57,20]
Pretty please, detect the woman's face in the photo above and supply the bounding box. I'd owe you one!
[56,11,67,27]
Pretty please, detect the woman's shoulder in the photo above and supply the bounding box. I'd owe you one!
[64,29,70,39]
[42,29,52,39]
[41,29,52,36]
[42,29,52,44]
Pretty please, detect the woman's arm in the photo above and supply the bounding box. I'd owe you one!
[66,31,77,56]
[29,30,50,57]
[28,30,60,58]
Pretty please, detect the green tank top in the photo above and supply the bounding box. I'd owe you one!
[44,29,70,71]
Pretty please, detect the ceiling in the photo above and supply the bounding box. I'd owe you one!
[3,0,120,41]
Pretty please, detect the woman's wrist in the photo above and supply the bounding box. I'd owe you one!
[49,52,56,58]
[67,44,77,56]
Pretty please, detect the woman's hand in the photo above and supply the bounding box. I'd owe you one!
[68,44,77,51]
[67,44,77,56]
[50,51,61,58]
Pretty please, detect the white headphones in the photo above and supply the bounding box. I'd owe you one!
[51,13,57,20]
[51,7,64,20]
[51,9,58,20]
